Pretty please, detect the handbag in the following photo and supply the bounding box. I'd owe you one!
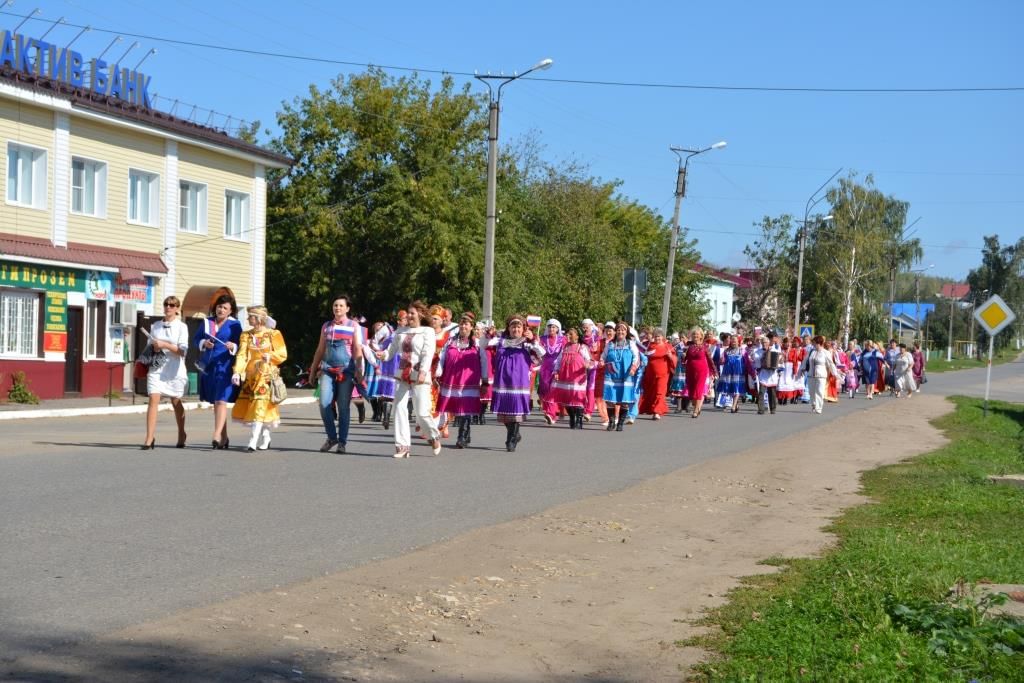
[270,371,288,404]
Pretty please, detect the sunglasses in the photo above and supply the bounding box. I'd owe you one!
[163,302,178,308]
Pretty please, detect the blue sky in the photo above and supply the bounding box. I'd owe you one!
[8,1,1022,281]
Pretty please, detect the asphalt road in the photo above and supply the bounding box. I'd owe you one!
[1,357,1020,659]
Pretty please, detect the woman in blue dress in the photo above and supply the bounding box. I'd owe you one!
[860,340,883,399]
[717,335,747,413]
[195,293,242,449]
[601,321,640,432]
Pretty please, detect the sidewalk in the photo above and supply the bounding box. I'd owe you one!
[0,388,317,420]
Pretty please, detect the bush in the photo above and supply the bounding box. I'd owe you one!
[8,370,40,404]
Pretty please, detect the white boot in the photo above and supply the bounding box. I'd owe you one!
[257,425,272,450]
[246,422,261,452]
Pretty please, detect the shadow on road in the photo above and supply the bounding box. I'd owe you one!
[2,631,638,682]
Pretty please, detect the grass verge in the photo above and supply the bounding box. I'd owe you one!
[686,396,1024,681]
[926,348,1018,374]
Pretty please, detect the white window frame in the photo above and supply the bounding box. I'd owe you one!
[179,179,208,234]
[224,189,250,241]
[70,156,107,218]
[0,289,41,357]
[86,299,108,360]
[127,168,160,227]
[6,142,48,210]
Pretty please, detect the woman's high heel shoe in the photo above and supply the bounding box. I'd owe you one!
[176,434,187,449]
[212,440,221,450]
[140,439,156,450]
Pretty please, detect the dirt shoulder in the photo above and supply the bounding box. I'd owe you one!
[11,395,952,682]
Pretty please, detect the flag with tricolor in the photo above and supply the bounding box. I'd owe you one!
[526,314,542,328]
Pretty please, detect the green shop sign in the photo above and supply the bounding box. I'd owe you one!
[0,261,85,292]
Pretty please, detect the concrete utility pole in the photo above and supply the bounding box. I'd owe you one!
[475,58,553,324]
[660,141,726,332]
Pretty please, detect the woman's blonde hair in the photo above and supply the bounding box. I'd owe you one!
[246,305,269,324]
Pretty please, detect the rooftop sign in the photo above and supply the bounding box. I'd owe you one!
[1,28,152,108]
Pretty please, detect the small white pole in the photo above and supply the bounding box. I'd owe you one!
[984,335,994,418]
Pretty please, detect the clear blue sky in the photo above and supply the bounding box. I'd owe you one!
[9,1,1022,281]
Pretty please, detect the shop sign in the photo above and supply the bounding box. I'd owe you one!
[85,270,153,303]
[0,28,153,108]
[0,261,84,292]
[44,290,67,353]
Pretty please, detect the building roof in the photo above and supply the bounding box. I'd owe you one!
[0,232,167,279]
[0,69,292,168]
[941,283,971,299]
[691,262,753,288]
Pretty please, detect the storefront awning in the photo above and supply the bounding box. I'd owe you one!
[0,232,167,274]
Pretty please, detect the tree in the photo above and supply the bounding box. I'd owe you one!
[735,214,796,330]
[966,235,1024,350]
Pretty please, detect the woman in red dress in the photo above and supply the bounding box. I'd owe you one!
[638,329,677,420]
[684,327,717,418]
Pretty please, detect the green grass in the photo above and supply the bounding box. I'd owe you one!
[687,396,1024,682]
[925,348,1019,374]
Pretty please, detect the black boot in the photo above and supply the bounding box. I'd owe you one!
[355,400,366,424]
[576,408,585,429]
[567,409,577,430]
[381,402,391,430]
[464,419,472,446]
[606,412,617,431]
[370,398,381,422]
[674,397,683,414]
[513,423,522,449]
[505,422,515,452]
[616,412,626,431]
[456,417,467,449]
[479,406,487,425]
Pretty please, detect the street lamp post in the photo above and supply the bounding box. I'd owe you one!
[660,141,726,332]
[475,58,553,324]
[793,168,842,334]
[911,264,934,346]
[967,288,989,358]
[947,286,956,361]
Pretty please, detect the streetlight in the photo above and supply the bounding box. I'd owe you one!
[793,213,833,332]
[659,141,726,332]
[911,264,934,347]
[793,168,842,334]
[475,57,554,324]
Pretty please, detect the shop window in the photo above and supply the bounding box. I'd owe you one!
[179,180,207,234]
[224,190,249,240]
[6,142,48,209]
[0,290,40,357]
[86,300,107,359]
[128,169,160,226]
[71,157,107,217]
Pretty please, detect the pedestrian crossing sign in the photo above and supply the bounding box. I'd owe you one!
[974,294,1016,336]
[799,325,815,337]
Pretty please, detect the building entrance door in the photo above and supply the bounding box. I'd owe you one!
[64,306,83,394]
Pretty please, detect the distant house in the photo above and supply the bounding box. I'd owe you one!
[940,283,971,300]
[690,263,752,336]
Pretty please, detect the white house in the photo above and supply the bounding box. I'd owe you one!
[690,263,750,336]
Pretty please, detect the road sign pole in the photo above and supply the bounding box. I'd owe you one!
[984,334,994,418]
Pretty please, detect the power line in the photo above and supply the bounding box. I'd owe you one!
[3,10,1023,95]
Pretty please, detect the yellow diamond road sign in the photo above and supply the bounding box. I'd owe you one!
[973,294,1016,336]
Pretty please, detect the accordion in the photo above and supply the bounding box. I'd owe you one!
[763,350,781,370]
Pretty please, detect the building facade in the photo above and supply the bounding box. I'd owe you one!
[691,263,749,336]
[0,50,289,399]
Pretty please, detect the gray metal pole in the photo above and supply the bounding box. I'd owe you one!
[660,164,685,332]
[915,275,921,345]
[794,221,807,333]
[481,100,499,323]
[947,293,954,361]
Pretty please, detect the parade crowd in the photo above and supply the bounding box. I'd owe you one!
[139,293,927,456]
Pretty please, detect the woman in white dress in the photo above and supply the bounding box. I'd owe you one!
[141,295,189,449]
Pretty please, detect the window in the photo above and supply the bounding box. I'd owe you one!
[6,143,47,209]
[128,169,159,226]
[224,190,249,240]
[0,290,40,356]
[71,157,107,217]
[86,300,107,359]
[179,180,207,233]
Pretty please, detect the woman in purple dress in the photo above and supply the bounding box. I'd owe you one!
[489,314,545,452]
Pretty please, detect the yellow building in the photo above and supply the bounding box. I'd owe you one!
[0,46,289,399]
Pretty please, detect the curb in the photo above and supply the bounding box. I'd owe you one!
[0,396,318,421]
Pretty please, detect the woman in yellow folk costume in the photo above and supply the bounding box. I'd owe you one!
[231,305,288,452]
